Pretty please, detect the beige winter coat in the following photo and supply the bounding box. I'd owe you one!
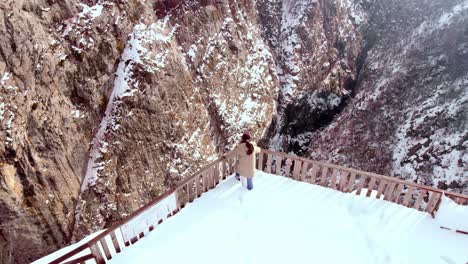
[226,142,261,178]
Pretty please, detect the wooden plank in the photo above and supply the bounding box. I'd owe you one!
[62,254,94,264]
[299,161,308,182]
[383,182,396,201]
[376,180,387,199]
[345,173,356,193]
[329,169,339,190]
[320,166,329,186]
[402,186,415,207]
[99,237,112,260]
[258,152,264,171]
[292,160,302,180]
[392,184,404,203]
[266,154,272,173]
[110,231,121,253]
[355,175,367,196]
[338,171,349,192]
[130,236,138,244]
[365,177,377,197]
[275,156,282,176]
[89,244,106,264]
[309,163,318,184]
[426,192,441,214]
[414,190,427,211]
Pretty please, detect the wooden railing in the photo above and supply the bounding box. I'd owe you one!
[48,149,467,263]
[258,150,468,214]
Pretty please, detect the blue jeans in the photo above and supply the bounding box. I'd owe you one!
[236,174,253,190]
[246,178,253,190]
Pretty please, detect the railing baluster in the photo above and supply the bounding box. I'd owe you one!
[110,231,121,253]
[345,173,356,192]
[366,177,377,197]
[266,154,272,174]
[338,171,349,191]
[355,175,367,195]
[89,243,105,264]
[392,184,404,203]
[320,166,329,186]
[426,192,441,214]
[383,182,396,201]
[309,163,318,184]
[222,159,227,180]
[258,152,264,171]
[376,180,387,199]
[299,161,308,182]
[330,169,339,190]
[285,158,293,177]
[414,190,427,210]
[99,237,112,260]
[275,155,282,176]
[292,160,302,180]
[203,172,208,192]
[188,180,195,202]
[402,186,415,207]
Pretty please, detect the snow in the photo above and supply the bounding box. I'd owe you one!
[1,72,10,85]
[436,194,468,232]
[0,102,4,121]
[48,171,468,264]
[63,3,104,37]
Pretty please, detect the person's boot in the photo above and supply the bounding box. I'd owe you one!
[235,173,240,181]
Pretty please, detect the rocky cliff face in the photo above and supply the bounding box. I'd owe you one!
[0,0,466,263]
[306,0,468,195]
[73,0,279,241]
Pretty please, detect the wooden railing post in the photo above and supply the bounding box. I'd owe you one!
[258,152,264,171]
[330,169,339,190]
[320,166,329,186]
[99,237,112,260]
[221,159,227,180]
[299,161,308,182]
[285,158,293,178]
[110,231,121,253]
[365,177,377,197]
[266,154,272,173]
[309,164,318,184]
[89,243,105,264]
[275,155,282,176]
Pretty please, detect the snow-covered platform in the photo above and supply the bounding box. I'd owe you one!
[105,171,468,264]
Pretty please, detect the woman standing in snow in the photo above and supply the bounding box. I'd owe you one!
[224,132,261,190]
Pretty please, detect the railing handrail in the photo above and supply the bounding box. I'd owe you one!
[260,149,468,200]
